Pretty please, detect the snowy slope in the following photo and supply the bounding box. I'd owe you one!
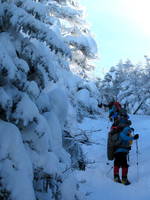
[76,113,150,200]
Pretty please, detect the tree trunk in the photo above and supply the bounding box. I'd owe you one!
[133,100,144,115]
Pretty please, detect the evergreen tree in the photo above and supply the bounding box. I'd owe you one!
[0,1,88,199]
[100,58,150,115]
[46,0,98,79]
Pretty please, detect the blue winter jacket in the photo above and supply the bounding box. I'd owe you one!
[115,127,134,153]
[109,106,115,115]
[109,106,118,119]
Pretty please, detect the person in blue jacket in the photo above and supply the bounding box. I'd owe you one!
[113,127,139,185]
[109,106,119,122]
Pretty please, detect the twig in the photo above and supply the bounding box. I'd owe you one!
[77,129,101,134]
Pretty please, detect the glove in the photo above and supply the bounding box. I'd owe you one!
[133,134,139,140]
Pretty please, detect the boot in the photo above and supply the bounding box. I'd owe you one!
[114,174,121,183]
[122,167,131,185]
[122,176,131,185]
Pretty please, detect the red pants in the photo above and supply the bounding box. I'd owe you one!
[114,152,129,177]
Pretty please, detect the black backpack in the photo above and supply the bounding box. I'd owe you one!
[107,126,130,160]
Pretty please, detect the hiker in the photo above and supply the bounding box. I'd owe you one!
[110,105,129,123]
[113,127,139,185]
[114,114,131,129]
[108,101,122,122]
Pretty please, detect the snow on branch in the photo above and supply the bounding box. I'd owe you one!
[12,94,40,127]
[0,3,71,57]
[65,34,97,58]
[48,0,82,21]
[15,0,47,21]
[0,38,17,80]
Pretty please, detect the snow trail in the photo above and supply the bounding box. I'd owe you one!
[77,114,150,200]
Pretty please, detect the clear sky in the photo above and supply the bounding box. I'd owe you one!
[80,0,150,77]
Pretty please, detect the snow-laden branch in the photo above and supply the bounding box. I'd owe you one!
[0,3,71,57]
[65,34,97,58]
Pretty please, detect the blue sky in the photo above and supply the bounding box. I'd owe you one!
[80,0,150,76]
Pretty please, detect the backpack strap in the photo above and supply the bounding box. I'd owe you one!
[111,126,118,130]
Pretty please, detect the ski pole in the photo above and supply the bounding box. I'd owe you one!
[132,129,139,181]
[135,140,139,181]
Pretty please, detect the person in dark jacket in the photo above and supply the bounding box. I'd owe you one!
[108,101,123,122]
[113,127,139,185]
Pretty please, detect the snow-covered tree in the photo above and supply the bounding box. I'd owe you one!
[100,58,150,115]
[46,0,98,79]
[42,0,101,118]
[0,1,91,199]
[100,63,126,103]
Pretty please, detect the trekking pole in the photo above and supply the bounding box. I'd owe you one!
[135,140,139,181]
[132,130,139,181]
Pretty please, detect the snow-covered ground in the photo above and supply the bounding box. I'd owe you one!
[76,113,150,200]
